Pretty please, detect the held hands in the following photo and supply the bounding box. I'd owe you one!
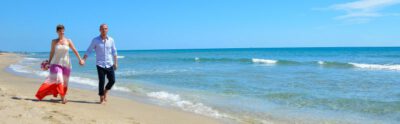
[79,59,85,66]
[79,55,87,66]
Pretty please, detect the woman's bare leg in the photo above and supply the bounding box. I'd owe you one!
[61,95,67,104]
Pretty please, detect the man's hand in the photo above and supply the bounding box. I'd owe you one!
[113,64,118,71]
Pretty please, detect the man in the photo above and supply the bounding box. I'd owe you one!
[82,24,118,104]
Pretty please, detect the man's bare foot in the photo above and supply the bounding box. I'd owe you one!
[104,90,109,102]
[99,96,105,104]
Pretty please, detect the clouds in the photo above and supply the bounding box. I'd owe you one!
[329,0,400,22]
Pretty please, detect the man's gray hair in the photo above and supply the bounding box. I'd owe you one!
[100,23,107,29]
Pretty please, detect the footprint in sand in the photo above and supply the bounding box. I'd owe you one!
[126,117,141,124]
[13,114,22,118]
[51,110,73,121]
[42,115,62,124]
[41,115,53,120]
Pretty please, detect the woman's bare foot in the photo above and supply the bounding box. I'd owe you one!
[61,97,68,104]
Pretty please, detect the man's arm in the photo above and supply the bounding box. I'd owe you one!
[113,55,118,70]
[83,39,96,61]
[112,40,118,70]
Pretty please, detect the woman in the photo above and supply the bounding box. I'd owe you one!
[35,24,84,104]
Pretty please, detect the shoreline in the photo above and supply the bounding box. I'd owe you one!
[0,53,223,124]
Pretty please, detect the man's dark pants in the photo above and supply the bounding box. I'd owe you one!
[96,65,115,96]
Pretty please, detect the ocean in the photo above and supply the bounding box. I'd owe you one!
[7,47,400,124]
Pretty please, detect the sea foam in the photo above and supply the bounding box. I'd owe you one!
[147,91,229,119]
[349,63,400,71]
[252,58,278,64]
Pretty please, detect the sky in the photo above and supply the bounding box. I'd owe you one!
[0,0,400,52]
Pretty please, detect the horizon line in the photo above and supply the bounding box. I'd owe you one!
[4,45,400,53]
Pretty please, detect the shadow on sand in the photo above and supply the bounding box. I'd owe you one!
[11,96,99,104]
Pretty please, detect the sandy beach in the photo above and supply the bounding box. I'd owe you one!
[0,53,222,124]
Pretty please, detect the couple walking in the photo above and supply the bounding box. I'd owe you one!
[35,24,118,104]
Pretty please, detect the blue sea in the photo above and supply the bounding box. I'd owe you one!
[7,47,400,124]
